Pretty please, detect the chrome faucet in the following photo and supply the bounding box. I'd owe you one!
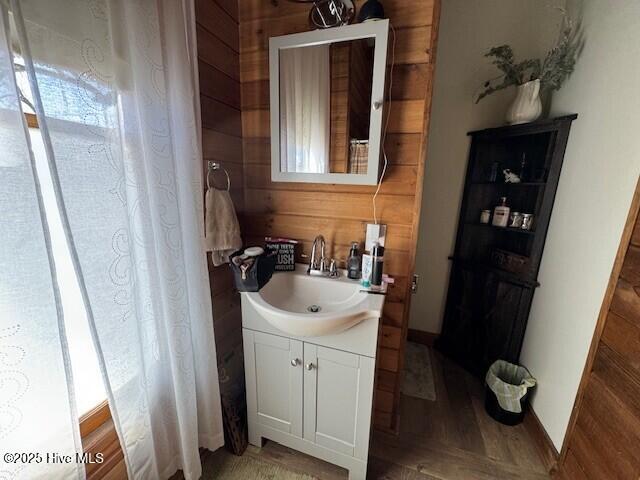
[307,235,340,277]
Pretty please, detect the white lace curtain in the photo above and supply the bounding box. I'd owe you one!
[0,5,83,478]
[0,0,223,478]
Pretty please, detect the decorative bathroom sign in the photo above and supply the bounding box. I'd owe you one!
[265,237,298,271]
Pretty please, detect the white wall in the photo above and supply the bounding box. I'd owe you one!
[520,0,640,450]
[409,0,560,333]
[411,0,640,452]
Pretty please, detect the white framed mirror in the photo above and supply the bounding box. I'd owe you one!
[269,20,389,185]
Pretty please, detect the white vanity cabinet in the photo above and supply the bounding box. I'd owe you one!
[239,266,384,479]
[242,326,377,480]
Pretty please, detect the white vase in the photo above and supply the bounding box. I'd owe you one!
[505,79,542,125]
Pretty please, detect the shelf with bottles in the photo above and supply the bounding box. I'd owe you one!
[468,193,538,234]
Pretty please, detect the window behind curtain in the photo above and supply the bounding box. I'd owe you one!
[15,57,107,416]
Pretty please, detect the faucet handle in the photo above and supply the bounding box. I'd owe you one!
[329,259,339,278]
[319,257,328,272]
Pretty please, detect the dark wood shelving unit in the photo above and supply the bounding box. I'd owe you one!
[464,222,537,236]
[437,115,577,376]
[470,181,547,186]
[448,256,540,288]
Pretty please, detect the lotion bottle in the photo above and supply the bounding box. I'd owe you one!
[361,254,372,287]
[492,197,510,228]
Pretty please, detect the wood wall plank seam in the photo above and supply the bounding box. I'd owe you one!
[200,90,243,116]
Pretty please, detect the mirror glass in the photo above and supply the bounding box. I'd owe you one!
[278,38,375,175]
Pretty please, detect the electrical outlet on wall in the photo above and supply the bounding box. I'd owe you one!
[365,223,386,252]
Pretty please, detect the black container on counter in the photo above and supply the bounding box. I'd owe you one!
[371,242,384,286]
[229,248,276,292]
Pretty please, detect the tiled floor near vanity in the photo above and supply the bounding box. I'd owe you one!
[192,351,549,480]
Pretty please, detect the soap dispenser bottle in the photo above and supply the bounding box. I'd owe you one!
[347,242,362,280]
[492,196,510,227]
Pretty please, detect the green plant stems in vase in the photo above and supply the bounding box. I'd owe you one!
[476,9,584,124]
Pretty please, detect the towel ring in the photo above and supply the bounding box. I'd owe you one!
[207,161,230,191]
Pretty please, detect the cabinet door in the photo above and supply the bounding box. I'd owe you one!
[303,344,375,459]
[244,329,303,437]
[439,266,533,375]
[482,272,533,366]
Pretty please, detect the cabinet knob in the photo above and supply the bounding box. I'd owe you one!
[290,358,300,367]
[305,362,315,370]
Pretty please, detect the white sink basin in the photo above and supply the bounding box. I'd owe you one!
[242,264,386,337]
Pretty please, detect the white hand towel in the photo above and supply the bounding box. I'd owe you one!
[205,187,242,266]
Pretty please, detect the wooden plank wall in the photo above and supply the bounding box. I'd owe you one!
[238,0,440,431]
[196,0,247,447]
[82,403,126,480]
[197,0,244,209]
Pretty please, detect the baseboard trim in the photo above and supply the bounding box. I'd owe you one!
[523,407,559,474]
[407,329,439,346]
